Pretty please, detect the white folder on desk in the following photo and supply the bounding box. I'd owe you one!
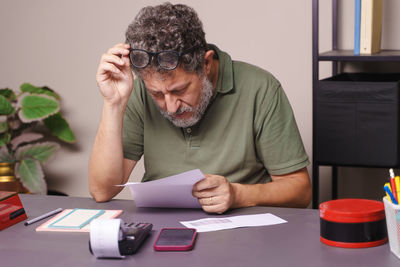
[123,169,205,208]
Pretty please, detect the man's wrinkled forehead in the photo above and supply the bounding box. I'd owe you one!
[142,69,174,86]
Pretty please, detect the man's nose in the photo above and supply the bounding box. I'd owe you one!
[164,94,180,114]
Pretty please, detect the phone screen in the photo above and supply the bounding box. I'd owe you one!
[154,228,196,251]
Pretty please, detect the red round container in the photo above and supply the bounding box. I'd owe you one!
[319,199,387,248]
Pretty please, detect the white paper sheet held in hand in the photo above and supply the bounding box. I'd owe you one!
[123,169,205,208]
[180,213,287,232]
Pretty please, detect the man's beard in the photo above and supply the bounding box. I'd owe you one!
[155,76,214,128]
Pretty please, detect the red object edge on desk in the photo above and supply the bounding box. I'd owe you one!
[319,199,387,248]
[0,191,27,230]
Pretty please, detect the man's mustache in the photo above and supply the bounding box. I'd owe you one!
[168,106,193,116]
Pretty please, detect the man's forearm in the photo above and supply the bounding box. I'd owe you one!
[231,168,311,208]
[89,103,127,202]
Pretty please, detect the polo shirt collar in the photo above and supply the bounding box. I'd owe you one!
[208,44,234,94]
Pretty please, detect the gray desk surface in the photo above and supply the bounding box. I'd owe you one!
[1,194,399,267]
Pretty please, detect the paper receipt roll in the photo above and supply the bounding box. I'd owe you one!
[90,219,125,258]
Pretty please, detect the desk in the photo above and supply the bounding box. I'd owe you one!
[0,194,398,267]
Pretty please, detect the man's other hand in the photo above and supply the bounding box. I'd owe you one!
[192,174,235,214]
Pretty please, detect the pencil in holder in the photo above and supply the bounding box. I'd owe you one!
[383,196,400,259]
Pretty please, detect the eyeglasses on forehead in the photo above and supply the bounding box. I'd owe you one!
[129,46,198,70]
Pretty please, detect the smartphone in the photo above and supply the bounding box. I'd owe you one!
[153,228,197,251]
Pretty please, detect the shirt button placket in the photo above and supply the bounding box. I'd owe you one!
[184,127,192,146]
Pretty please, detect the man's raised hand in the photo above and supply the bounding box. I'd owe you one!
[96,43,133,106]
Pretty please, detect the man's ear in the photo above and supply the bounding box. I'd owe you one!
[203,50,215,75]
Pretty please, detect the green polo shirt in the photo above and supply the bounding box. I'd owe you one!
[122,44,309,183]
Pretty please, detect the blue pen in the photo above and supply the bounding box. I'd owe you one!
[384,184,398,205]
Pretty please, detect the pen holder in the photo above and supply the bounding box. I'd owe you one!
[383,197,400,259]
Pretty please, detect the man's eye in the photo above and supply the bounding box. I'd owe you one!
[173,88,186,95]
[152,92,163,98]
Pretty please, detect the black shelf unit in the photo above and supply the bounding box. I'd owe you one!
[312,0,400,209]
[319,50,400,61]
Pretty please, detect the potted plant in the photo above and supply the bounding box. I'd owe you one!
[0,83,76,194]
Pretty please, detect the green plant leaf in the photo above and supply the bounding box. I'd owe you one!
[0,118,7,133]
[16,158,46,194]
[0,132,11,147]
[18,93,60,123]
[20,83,60,100]
[11,132,43,150]
[44,113,76,143]
[0,88,16,101]
[15,142,60,164]
[0,95,15,115]
[0,147,13,161]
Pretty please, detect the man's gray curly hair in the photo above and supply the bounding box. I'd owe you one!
[125,2,207,78]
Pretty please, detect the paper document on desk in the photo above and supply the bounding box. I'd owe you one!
[124,169,205,208]
[180,213,287,232]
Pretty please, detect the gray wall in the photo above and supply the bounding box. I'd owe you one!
[0,0,399,204]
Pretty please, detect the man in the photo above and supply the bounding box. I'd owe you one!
[89,3,311,214]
